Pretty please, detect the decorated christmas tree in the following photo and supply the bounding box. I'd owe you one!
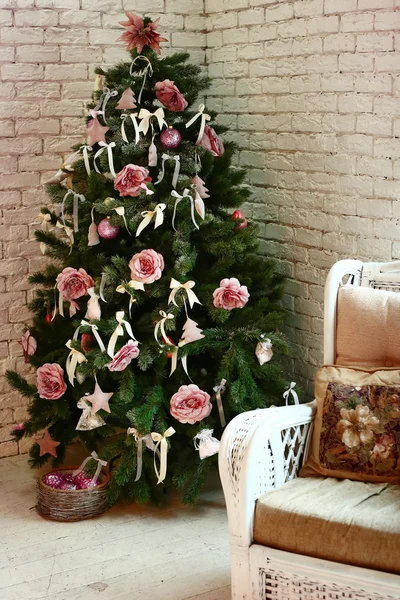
[7,14,288,504]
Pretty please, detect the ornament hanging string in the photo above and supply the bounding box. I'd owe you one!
[65,339,88,386]
[93,87,118,123]
[93,141,117,178]
[61,189,86,233]
[107,311,137,358]
[73,319,106,353]
[185,103,211,144]
[138,107,167,136]
[72,451,107,487]
[155,154,180,188]
[129,55,153,104]
[151,427,175,484]
[127,427,158,482]
[120,113,140,144]
[212,379,227,427]
[171,188,199,231]
[168,278,201,309]
[136,203,166,237]
[283,382,299,406]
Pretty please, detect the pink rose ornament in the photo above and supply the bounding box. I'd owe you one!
[155,80,188,113]
[37,363,67,400]
[170,384,212,424]
[114,164,152,197]
[198,125,224,157]
[213,278,249,311]
[129,249,164,285]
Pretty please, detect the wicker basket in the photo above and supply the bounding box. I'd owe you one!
[37,466,110,522]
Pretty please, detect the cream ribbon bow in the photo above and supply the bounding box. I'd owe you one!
[138,107,167,136]
[155,154,180,189]
[107,311,137,358]
[129,55,153,103]
[127,427,157,482]
[212,379,227,428]
[115,280,143,316]
[65,339,88,386]
[136,203,166,237]
[72,451,107,487]
[185,103,211,144]
[73,319,106,353]
[171,188,199,231]
[112,206,131,234]
[154,310,178,375]
[56,220,74,253]
[120,113,140,145]
[37,213,51,255]
[168,278,201,309]
[94,141,117,178]
[283,382,299,406]
[151,427,175,484]
[61,189,85,233]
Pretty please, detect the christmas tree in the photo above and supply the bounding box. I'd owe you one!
[6,14,288,505]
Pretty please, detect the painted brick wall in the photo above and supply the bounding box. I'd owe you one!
[205,0,400,397]
[0,0,206,457]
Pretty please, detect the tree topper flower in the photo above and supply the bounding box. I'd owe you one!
[118,13,167,54]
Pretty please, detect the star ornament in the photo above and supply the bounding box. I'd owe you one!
[87,117,109,146]
[86,382,113,414]
[36,429,60,458]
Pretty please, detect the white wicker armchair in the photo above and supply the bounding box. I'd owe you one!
[219,259,400,600]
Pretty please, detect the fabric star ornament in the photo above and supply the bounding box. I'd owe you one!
[87,117,109,146]
[36,429,60,458]
[86,382,113,414]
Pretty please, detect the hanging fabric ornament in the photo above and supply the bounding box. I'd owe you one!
[168,278,201,309]
[212,379,227,428]
[185,103,211,144]
[150,427,175,485]
[129,55,153,104]
[255,336,273,365]
[86,380,113,413]
[283,382,299,406]
[116,87,136,110]
[36,429,60,458]
[76,397,106,431]
[85,287,101,321]
[138,107,167,136]
[127,427,157,482]
[155,154,180,188]
[193,188,205,220]
[98,217,119,239]
[160,127,181,149]
[61,189,85,233]
[73,319,106,353]
[136,203,166,237]
[179,318,205,344]
[93,141,117,178]
[120,113,140,145]
[19,330,37,363]
[194,429,220,460]
[55,220,74,253]
[112,206,131,235]
[107,310,137,358]
[87,117,109,146]
[171,188,199,231]
[88,207,100,247]
[65,339,88,386]
[94,74,104,91]
[192,175,210,199]
[148,124,157,166]
[37,212,51,254]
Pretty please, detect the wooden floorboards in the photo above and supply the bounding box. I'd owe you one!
[0,454,231,600]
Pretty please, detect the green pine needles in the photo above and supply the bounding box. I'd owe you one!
[6,18,289,505]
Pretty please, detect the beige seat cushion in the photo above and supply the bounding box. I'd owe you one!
[253,477,400,574]
[336,285,400,368]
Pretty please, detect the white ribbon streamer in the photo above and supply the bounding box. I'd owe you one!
[127,427,157,482]
[171,188,199,231]
[72,451,107,487]
[120,113,140,145]
[65,339,88,386]
[115,281,142,317]
[107,311,137,358]
[73,319,106,353]
[283,382,299,406]
[212,379,227,428]
[112,206,131,235]
[151,427,175,485]
[94,87,118,123]
[61,189,86,233]
[136,203,166,237]
[154,311,178,376]
[138,107,167,136]
[155,154,180,189]
[129,55,153,103]
[185,103,211,144]
[99,272,108,303]
[58,291,78,318]
[168,278,201,309]
[94,141,116,178]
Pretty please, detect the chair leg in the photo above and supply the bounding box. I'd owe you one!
[230,544,252,599]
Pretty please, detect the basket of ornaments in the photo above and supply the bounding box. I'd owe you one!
[37,452,110,522]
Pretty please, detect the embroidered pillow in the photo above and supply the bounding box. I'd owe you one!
[301,366,400,484]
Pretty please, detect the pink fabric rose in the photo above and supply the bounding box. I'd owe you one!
[155,80,188,113]
[213,277,249,311]
[170,384,212,424]
[198,125,224,157]
[56,267,94,301]
[129,249,164,285]
[37,363,67,400]
[107,340,140,372]
[118,13,167,54]
[114,164,152,197]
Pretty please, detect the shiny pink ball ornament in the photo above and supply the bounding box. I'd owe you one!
[59,474,79,491]
[231,209,248,230]
[160,127,182,149]
[42,471,64,489]
[97,217,119,240]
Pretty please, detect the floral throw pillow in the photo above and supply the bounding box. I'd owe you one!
[301,366,400,483]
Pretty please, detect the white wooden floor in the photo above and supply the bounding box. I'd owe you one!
[0,454,231,600]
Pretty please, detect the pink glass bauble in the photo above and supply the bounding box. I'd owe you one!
[232,209,247,230]
[59,474,79,491]
[97,217,119,240]
[42,471,64,489]
[160,127,182,149]
[74,471,100,489]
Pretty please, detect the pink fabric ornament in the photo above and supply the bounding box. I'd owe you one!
[36,429,60,458]
[155,80,188,112]
[170,384,212,425]
[19,330,37,363]
[129,249,164,285]
[85,288,101,320]
[180,318,205,344]
[256,338,273,365]
[232,209,247,230]
[116,88,136,110]
[148,139,157,167]
[98,217,119,240]
[87,117,109,146]
[13,423,24,431]
[114,164,152,197]
[198,125,224,157]
[192,175,210,199]
[213,278,249,311]
[194,429,220,460]
[56,267,94,302]
[118,13,167,54]
[193,189,205,220]
[86,382,113,414]
[42,471,64,489]
[36,363,67,400]
[88,208,100,247]
[107,340,140,372]
[160,127,182,149]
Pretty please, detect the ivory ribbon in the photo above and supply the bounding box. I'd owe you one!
[112,206,131,235]
[61,189,85,233]
[127,427,156,482]
[171,188,199,231]
[129,55,153,103]
[185,103,211,145]
[138,107,167,136]
[37,213,51,254]
[107,311,137,358]
[136,203,166,237]
[212,379,227,427]
[56,220,74,253]
[120,113,140,145]
[73,319,106,353]
[58,291,79,318]
[115,281,142,316]
[283,382,299,406]
[154,311,178,375]
[94,74,103,91]
[65,339,88,386]
[72,451,107,487]
[151,427,175,484]
[94,141,117,178]
[94,86,118,123]
[155,154,180,189]
[100,272,108,303]
[76,398,105,431]
[168,278,201,309]
[61,145,93,177]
